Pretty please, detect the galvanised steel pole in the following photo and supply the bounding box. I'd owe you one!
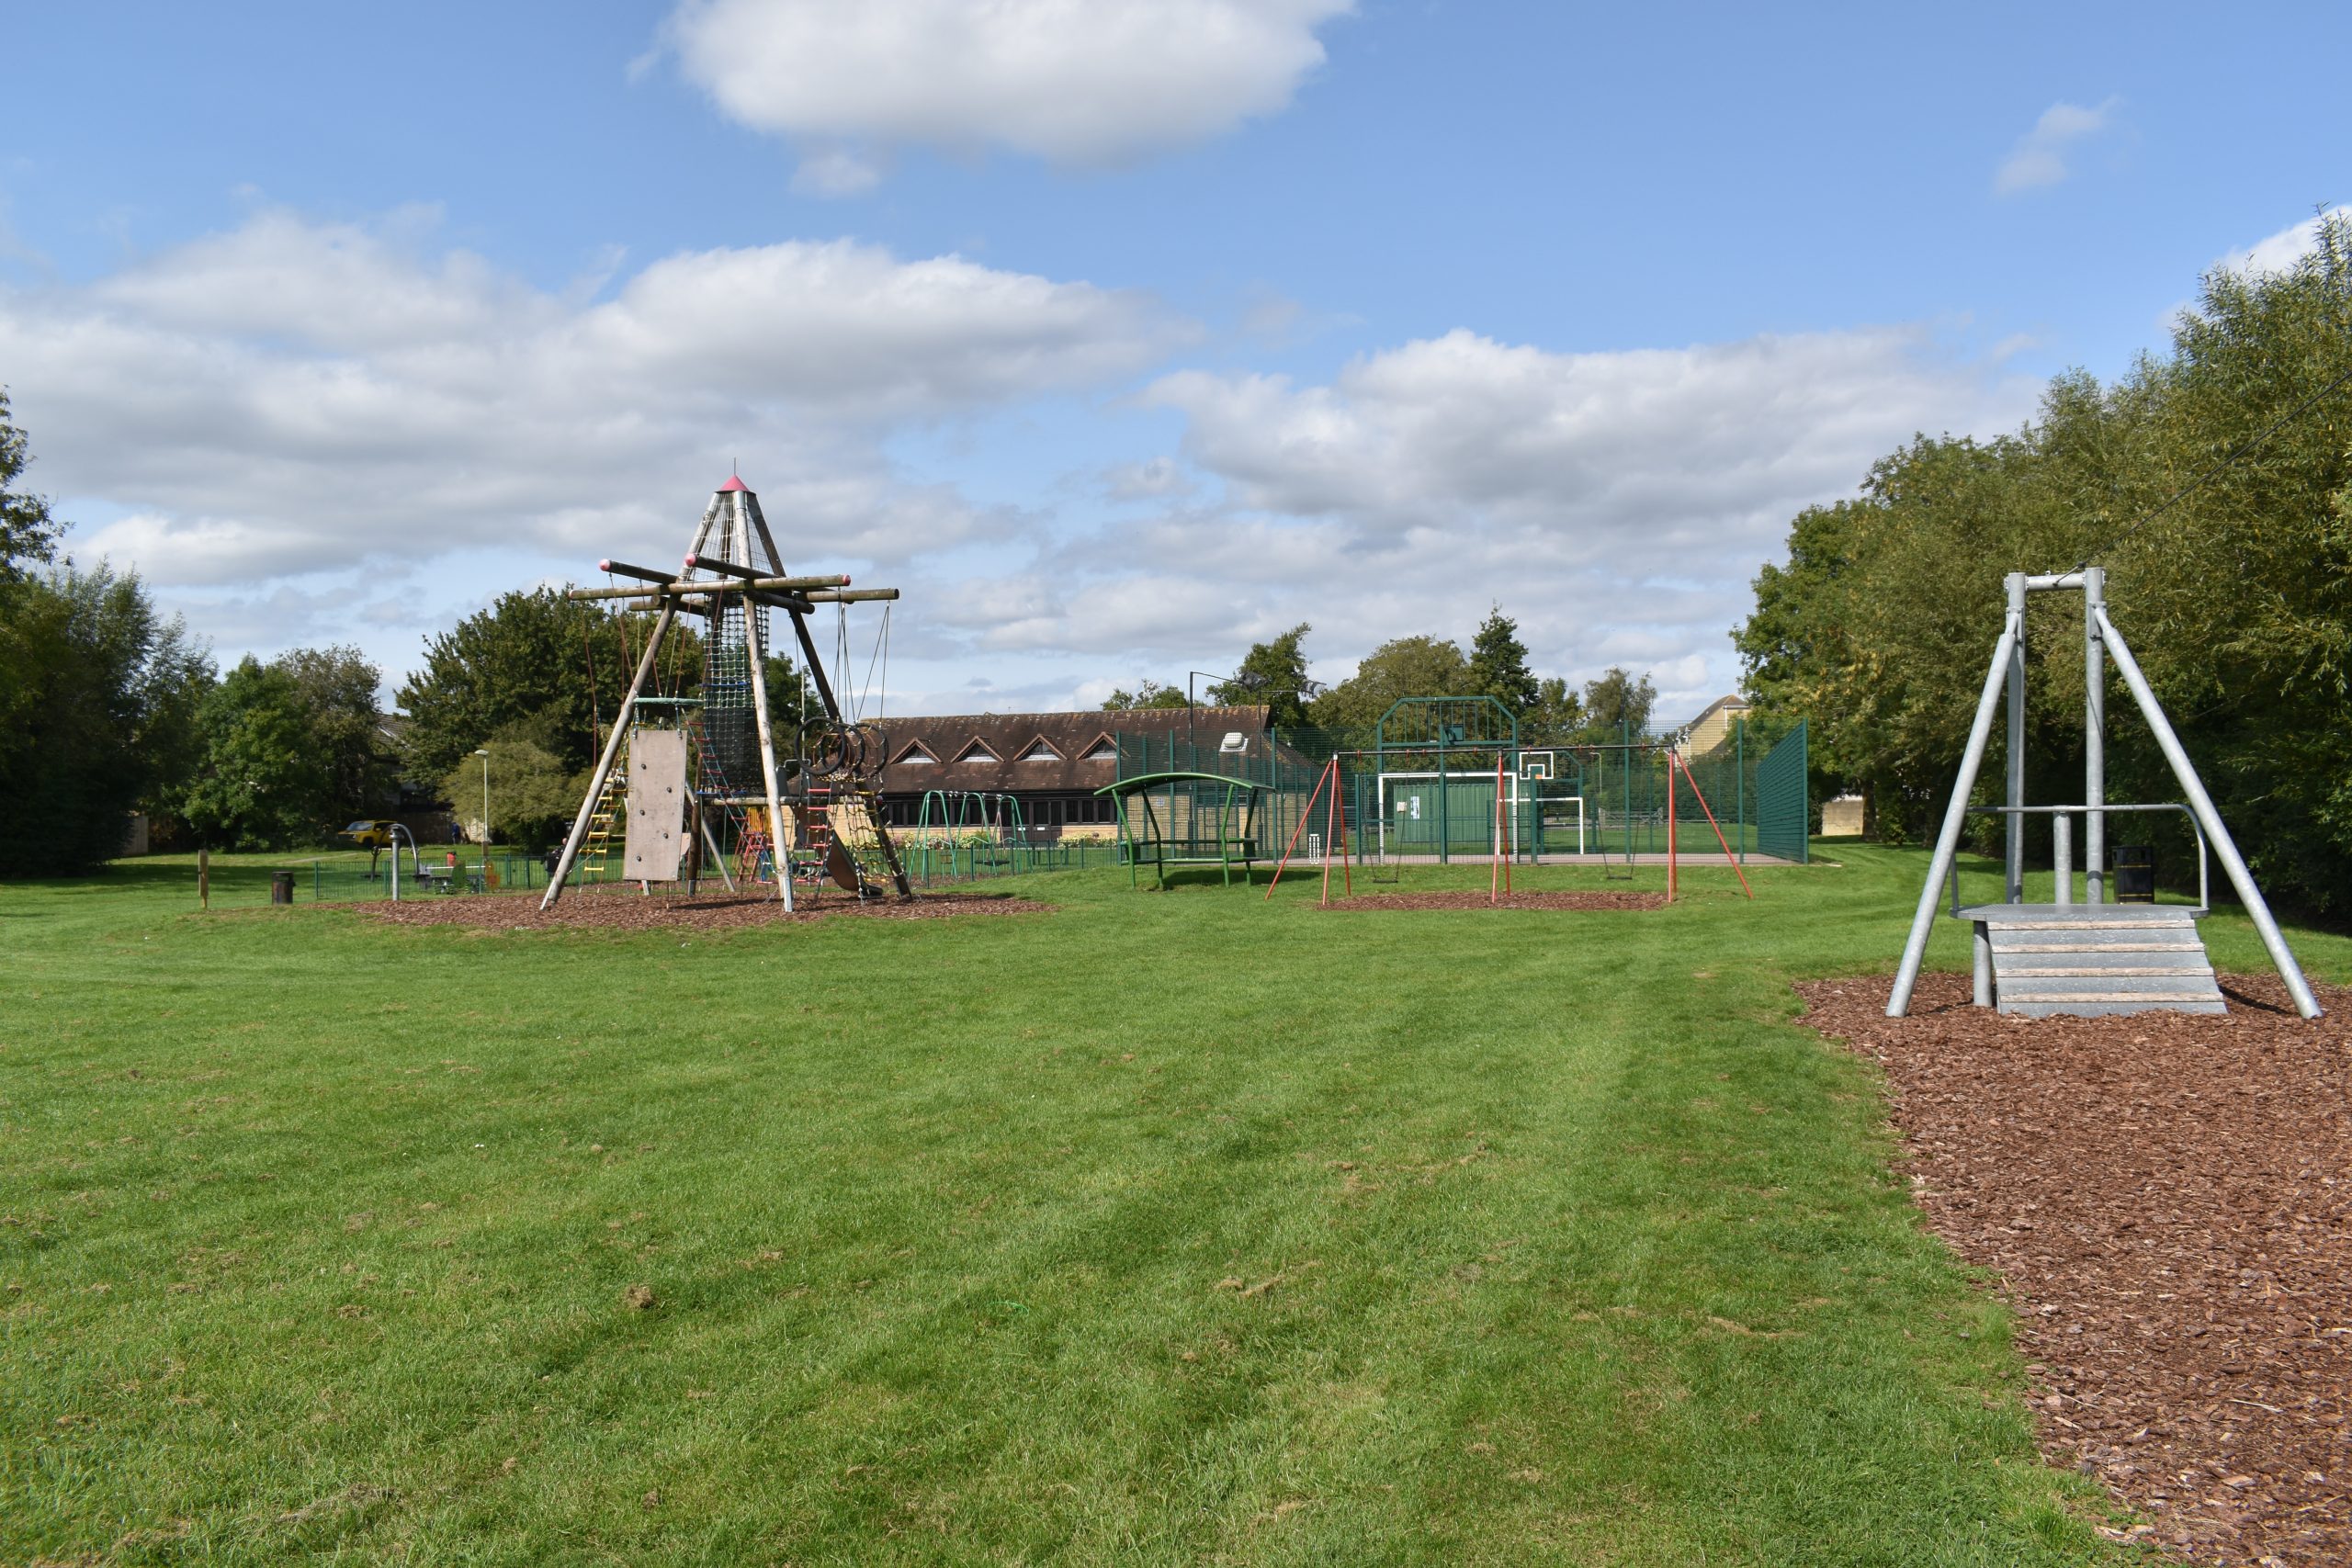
[1888,598,2022,1018]
[2084,566,2106,904]
[2095,607,2323,1020]
[1736,715,1746,865]
[2005,571,2027,904]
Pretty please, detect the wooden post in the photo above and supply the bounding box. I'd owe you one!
[731,505,795,910]
[542,495,726,909]
[198,846,209,910]
[698,813,738,893]
[542,601,675,909]
[741,493,911,898]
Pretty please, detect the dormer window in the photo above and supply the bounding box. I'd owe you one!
[954,739,1000,763]
[1081,734,1119,761]
[893,741,939,766]
[1019,738,1063,761]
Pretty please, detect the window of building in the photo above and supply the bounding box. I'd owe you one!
[1081,734,1118,761]
[894,741,938,766]
[954,739,1000,763]
[1018,738,1062,762]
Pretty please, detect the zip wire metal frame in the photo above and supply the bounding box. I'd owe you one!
[1887,568,2321,1020]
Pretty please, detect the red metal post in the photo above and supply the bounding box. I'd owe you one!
[1675,754,1755,898]
[1265,757,1332,901]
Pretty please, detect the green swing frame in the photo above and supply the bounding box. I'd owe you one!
[1097,771,1267,887]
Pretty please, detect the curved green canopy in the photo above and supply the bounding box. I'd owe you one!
[1094,771,1267,797]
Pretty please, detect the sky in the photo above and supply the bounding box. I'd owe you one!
[4,0,2347,723]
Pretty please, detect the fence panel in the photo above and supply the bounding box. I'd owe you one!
[1755,718,1809,864]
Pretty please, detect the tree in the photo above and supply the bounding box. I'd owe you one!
[1580,666,1657,737]
[0,561,212,874]
[1101,680,1190,711]
[1521,676,1584,746]
[175,658,331,851]
[0,389,60,579]
[1310,636,1471,731]
[1734,212,2352,905]
[0,380,212,873]
[438,737,579,852]
[1210,623,1318,727]
[763,654,812,728]
[1466,606,1539,716]
[275,646,391,819]
[397,590,669,781]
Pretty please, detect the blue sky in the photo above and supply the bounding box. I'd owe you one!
[5,1,2346,719]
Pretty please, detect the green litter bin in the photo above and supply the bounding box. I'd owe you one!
[2112,843,2154,903]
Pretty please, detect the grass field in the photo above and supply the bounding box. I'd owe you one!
[6,847,2346,1564]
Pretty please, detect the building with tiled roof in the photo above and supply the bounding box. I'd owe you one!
[868,705,1275,840]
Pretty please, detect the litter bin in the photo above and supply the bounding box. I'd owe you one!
[269,870,297,906]
[2112,843,2155,903]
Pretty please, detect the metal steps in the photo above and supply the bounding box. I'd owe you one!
[1958,904,2226,1018]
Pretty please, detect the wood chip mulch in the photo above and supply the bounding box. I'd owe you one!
[1318,889,1666,912]
[368,889,1050,931]
[1799,971,2352,1566]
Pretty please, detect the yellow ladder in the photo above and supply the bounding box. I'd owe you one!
[578,760,627,884]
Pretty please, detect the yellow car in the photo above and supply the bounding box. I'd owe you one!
[339,819,398,850]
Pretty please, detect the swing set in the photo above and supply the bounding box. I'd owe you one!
[1264,744,1752,905]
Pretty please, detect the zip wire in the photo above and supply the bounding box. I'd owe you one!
[2075,359,2352,569]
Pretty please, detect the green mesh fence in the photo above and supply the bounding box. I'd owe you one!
[1754,718,1809,864]
[1110,716,1809,867]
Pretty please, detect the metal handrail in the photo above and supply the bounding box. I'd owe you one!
[1946,802,2208,918]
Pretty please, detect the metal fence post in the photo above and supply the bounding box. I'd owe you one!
[2005,571,2028,904]
[2084,566,2106,904]
[1736,716,1747,863]
[1438,744,1448,864]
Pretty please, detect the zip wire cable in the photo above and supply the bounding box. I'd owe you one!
[2075,359,2352,570]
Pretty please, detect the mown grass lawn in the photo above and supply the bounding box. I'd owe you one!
[6,847,2345,1564]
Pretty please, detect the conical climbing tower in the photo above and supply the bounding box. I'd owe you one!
[540,478,913,910]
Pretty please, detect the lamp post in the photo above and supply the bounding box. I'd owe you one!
[1186,671,1226,744]
[472,748,490,887]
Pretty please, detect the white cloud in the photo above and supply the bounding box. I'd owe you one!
[789,144,888,197]
[1146,327,2027,553]
[1,207,1190,592]
[2219,205,2351,276]
[663,0,1351,187]
[1100,456,1195,501]
[1995,97,2119,195]
[897,324,2035,714]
